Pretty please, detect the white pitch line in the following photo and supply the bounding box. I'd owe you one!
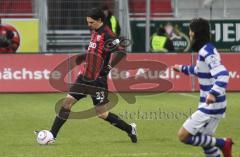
[102,152,174,157]
[103,153,152,157]
[177,93,198,99]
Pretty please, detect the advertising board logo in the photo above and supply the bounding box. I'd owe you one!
[230,45,240,52]
[165,23,191,52]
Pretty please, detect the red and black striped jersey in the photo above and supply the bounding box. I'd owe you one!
[82,24,119,80]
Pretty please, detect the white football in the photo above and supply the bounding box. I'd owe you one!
[36,130,54,145]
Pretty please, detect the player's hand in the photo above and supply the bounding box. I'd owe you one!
[206,93,216,105]
[172,64,182,72]
[100,64,112,76]
[105,64,112,73]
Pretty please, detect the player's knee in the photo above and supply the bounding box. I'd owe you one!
[177,128,189,143]
[62,96,77,109]
[62,102,72,110]
[95,105,108,119]
[97,112,108,119]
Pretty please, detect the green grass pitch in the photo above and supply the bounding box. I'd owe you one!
[0,92,239,157]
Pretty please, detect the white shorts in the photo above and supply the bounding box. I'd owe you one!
[183,110,220,135]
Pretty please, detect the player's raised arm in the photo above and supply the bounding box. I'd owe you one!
[109,40,126,68]
[172,64,198,76]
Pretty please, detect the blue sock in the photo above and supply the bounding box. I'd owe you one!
[203,146,221,157]
[215,138,225,148]
[186,133,225,148]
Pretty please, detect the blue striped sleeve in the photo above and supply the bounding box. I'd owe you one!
[213,71,229,79]
[181,65,197,76]
[215,81,228,88]
[209,89,221,97]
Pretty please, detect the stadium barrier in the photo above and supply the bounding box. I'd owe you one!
[0,53,239,92]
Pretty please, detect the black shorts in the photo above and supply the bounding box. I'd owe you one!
[69,75,108,106]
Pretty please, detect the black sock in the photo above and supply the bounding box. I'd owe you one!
[105,112,132,134]
[50,107,70,138]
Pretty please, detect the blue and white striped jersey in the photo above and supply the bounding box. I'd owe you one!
[181,43,229,117]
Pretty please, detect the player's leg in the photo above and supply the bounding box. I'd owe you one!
[95,104,132,132]
[201,118,221,157]
[179,129,232,157]
[178,128,225,149]
[178,110,232,156]
[91,77,137,143]
[179,128,224,157]
[202,146,221,157]
[201,117,233,157]
[50,75,87,138]
[94,103,137,143]
[50,95,78,138]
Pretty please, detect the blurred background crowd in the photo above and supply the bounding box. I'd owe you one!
[0,0,239,53]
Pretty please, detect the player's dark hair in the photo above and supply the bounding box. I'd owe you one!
[189,18,210,51]
[87,8,105,22]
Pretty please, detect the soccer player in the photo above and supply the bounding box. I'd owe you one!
[47,8,137,143]
[173,18,233,157]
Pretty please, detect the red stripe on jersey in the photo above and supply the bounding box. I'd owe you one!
[94,33,105,78]
[84,31,97,79]
[82,25,115,80]
[103,26,117,54]
[104,25,116,38]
